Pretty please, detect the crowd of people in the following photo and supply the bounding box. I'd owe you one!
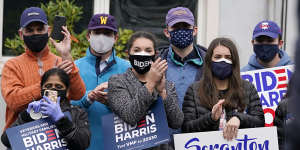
[0,5,293,150]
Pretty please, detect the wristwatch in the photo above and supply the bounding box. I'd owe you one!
[86,96,94,105]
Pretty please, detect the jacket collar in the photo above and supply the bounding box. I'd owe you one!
[25,45,50,60]
[86,47,116,64]
[168,45,203,67]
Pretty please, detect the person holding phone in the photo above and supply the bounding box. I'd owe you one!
[1,7,86,132]
[71,14,130,150]
[182,38,265,140]
[51,16,67,42]
[107,31,183,149]
[1,68,90,150]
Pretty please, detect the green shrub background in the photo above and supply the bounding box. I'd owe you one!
[4,0,133,60]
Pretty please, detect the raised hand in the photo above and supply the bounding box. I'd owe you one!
[145,58,167,93]
[156,74,167,99]
[40,96,64,122]
[211,99,225,121]
[57,60,73,74]
[50,26,72,61]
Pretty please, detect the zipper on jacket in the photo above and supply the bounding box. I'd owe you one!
[37,56,44,76]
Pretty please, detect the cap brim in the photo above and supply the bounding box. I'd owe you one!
[22,19,47,28]
[88,26,117,32]
[253,32,278,39]
[168,19,194,27]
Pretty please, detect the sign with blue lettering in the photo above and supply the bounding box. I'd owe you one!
[241,65,293,126]
[6,117,69,150]
[102,97,170,150]
[174,127,278,150]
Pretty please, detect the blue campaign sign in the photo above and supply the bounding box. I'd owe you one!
[102,97,170,150]
[6,112,72,150]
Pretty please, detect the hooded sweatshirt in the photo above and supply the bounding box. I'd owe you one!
[241,50,293,72]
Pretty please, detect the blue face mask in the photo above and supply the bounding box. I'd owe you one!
[169,29,194,49]
[211,61,233,80]
[253,44,280,62]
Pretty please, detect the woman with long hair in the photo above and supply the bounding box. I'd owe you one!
[182,37,265,140]
[108,31,183,149]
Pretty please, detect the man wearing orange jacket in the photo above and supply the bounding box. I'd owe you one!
[1,7,86,130]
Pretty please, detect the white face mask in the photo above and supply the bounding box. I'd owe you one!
[89,34,115,54]
[132,51,152,56]
[213,58,232,64]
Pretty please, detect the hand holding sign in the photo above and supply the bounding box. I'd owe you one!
[223,116,240,141]
[211,99,225,121]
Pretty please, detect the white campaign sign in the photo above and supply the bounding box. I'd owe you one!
[174,127,278,150]
[241,65,293,126]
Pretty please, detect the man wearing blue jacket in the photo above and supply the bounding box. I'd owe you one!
[160,7,206,108]
[242,20,293,72]
[71,14,130,150]
[159,7,207,150]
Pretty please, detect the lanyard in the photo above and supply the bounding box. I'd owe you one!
[219,109,226,131]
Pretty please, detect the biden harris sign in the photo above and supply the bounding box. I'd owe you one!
[101,97,170,150]
[6,118,69,150]
[241,65,293,126]
[174,127,279,150]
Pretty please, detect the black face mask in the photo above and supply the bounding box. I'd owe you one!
[253,44,279,63]
[23,33,49,52]
[129,54,155,74]
[41,89,67,101]
[211,61,233,80]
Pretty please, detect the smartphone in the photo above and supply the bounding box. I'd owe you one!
[44,90,58,103]
[50,16,66,41]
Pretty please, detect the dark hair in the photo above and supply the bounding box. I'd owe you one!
[198,37,246,111]
[255,35,282,43]
[41,68,70,89]
[127,31,157,52]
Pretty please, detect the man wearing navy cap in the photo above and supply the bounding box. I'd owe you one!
[158,6,207,150]
[242,20,293,71]
[160,6,206,109]
[1,7,86,130]
[71,14,130,150]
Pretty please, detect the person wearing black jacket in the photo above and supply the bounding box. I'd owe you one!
[182,38,265,140]
[274,99,290,150]
[160,7,207,149]
[273,75,295,150]
[1,68,90,150]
